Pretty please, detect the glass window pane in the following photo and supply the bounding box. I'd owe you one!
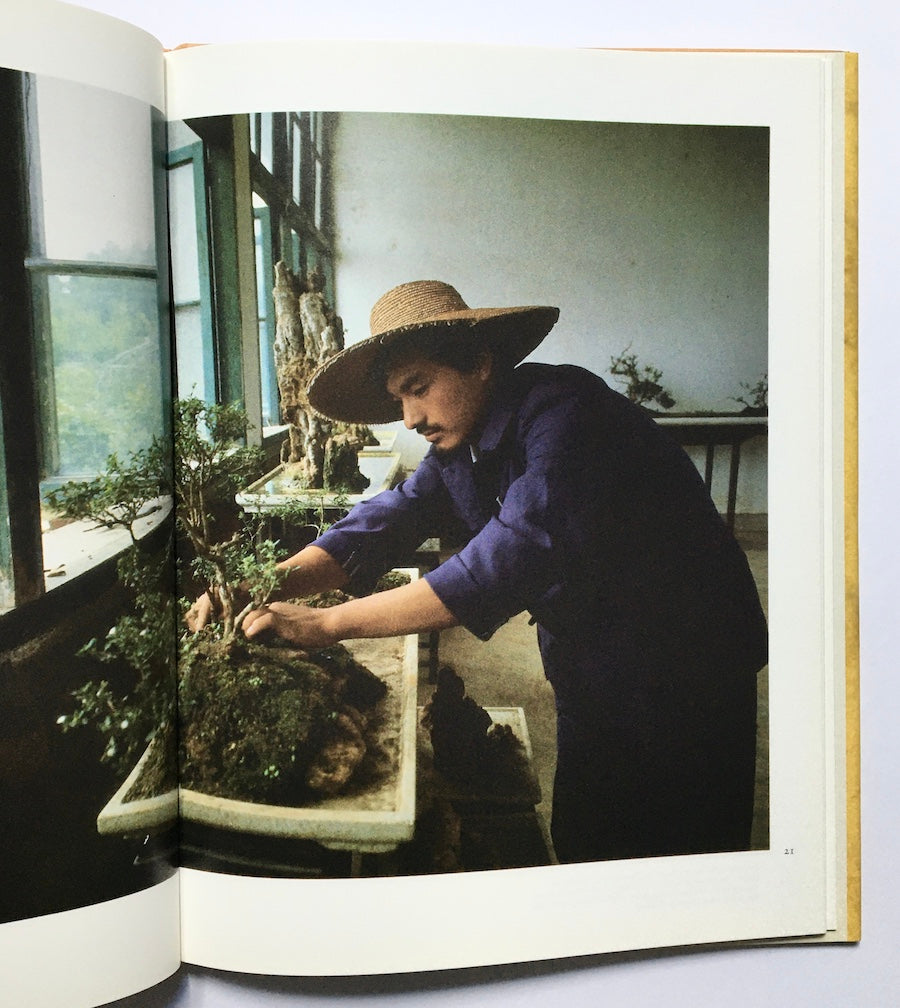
[169,161,201,303]
[315,162,324,229]
[43,274,164,477]
[260,113,274,173]
[33,76,156,266]
[168,119,201,150]
[174,303,212,403]
[254,210,279,428]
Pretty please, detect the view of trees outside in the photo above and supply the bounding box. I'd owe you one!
[43,269,164,478]
[32,75,166,484]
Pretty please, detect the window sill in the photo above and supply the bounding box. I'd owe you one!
[0,497,173,648]
[41,496,173,593]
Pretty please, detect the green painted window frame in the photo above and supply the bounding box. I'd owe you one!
[168,140,216,404]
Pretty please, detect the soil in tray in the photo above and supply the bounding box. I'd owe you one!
[177,636,388,805]
[124,721,178,802]
[126,572,411,807]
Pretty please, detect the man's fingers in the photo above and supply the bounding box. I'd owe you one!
[242,606,273,639]
[184,592,215,631]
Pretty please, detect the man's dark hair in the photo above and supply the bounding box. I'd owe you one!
[373,323,516,388]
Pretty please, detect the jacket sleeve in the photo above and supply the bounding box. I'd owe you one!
[313,453,452,595]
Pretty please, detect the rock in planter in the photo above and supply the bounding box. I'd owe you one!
[272,261,376,491]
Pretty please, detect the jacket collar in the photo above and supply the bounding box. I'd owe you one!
[473,371,520,455]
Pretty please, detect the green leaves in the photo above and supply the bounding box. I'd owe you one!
[50,439,176,780]
[45,438,171,541]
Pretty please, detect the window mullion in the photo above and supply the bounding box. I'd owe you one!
[0,69,45,604]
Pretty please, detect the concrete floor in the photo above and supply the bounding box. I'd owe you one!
[417,531,770,861]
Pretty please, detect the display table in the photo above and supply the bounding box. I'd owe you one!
[654,413,767,530]
[177,704,550,877]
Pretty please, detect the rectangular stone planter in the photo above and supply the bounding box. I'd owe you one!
[236,451,402,516]
[96,740,178,837]
[98,572,420,855]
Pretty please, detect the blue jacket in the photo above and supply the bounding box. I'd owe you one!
[316,363,767,677]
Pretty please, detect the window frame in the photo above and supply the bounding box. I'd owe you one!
[168,139,217,405]
[0,70,171,615]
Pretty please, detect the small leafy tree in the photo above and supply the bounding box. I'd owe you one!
[174,396,287,640]
[731,373,768,414]
[48,440,176,782]
[52,396,388,805]
[609,347,677,410]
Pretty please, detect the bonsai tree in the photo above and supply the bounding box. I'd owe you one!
[609,347,677,411]
[53,396,393,809]
[173,396,286,640]
[174,396,388,803]
[49,439,177,795]
[731,373,768,415]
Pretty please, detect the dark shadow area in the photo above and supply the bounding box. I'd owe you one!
[0,579,176,925]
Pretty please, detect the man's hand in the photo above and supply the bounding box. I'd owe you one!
[184,591,217,632]
[242,601,339,650]
[184,584,251,632]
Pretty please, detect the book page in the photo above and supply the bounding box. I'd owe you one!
[164,42,853,974]
[0,3,179,1007]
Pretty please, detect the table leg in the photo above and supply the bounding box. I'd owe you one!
[704,444,715,490]
[727,441,742,531]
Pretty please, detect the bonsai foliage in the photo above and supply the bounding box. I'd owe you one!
[174,396,392,804]
[174,396,286,640]
[731,373,768,414]
[609,347,677,411]
[48,440,177,783]
[265,489,351,538]
[46,439,170,540]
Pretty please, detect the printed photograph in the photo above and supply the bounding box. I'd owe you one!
[0,88,771,910]
[168,108,770,878]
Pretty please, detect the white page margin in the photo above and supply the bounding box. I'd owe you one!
[2,0,164,109]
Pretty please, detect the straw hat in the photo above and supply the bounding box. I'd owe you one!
[307,280,559,423]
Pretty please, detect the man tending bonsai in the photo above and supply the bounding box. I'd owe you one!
[187,279,768,864]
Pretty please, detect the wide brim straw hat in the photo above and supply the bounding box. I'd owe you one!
[307,280,560,424]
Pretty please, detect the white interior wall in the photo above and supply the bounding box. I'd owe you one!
[331,112,769,515]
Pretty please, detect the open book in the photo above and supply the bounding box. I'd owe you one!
[1,2,858,1005]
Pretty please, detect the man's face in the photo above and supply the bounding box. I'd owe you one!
[385,353,493,454]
